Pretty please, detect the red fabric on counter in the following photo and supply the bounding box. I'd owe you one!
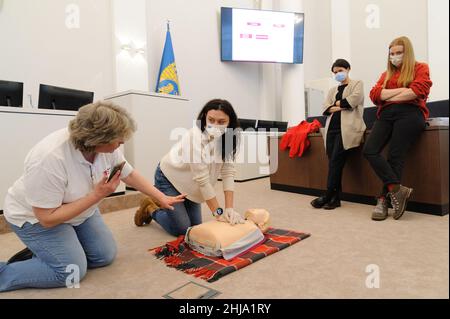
[280,119,322,158]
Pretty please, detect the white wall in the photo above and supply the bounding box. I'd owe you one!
[279,0,306,126]
[348,0,429,106]
[259,0,333,121]
[112,0,149,92]
[0,0,446,116]
[303,0,332,83]
[0,0,114,107]
[428,0,449,101]
[146,0,261,120]
[330,0,351,64]
[302,0,333,117]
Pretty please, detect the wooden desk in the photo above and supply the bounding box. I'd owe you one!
[269,125,449,216]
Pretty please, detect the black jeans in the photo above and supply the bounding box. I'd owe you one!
[326,129,349,193]
[363,103,426,196]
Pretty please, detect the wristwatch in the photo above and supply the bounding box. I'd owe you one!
[212,207,223,217]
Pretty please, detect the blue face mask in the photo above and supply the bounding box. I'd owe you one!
[335,71,348,83]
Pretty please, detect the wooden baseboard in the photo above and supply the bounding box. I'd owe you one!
[0,215,10,235]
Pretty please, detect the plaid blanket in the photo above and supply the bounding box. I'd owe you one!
[150,228,310,282]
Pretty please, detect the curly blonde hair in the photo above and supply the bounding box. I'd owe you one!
[69,101,137,152]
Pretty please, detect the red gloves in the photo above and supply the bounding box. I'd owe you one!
[280,120,322,158]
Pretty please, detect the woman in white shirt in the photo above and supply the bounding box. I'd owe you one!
[134,99,244,236]
[0,101,185,292]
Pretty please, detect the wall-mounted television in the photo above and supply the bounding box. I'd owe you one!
[221,7,304,64]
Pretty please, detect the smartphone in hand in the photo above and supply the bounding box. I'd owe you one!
[107,161,126,182]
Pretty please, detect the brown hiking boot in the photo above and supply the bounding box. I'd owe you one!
[388,185,413,220]
[134,197,160,226]
[372,197,389,221]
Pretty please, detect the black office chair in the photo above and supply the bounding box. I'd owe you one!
[238,118,257,130]
[273,121,289,132]
[256,120,275,132]
[427,100,449,118]
[363,101,449,129]
[306,116,326,127]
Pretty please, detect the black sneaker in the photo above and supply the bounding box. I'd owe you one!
[388,185,413,220]
[7,247,34,264]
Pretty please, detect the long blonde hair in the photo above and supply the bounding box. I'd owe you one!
[384,36,416,88]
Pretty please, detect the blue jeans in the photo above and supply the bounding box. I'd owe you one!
[0,210,116,292]
[153,164,202,236]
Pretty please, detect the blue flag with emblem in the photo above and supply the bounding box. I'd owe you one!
[155,22,180,95]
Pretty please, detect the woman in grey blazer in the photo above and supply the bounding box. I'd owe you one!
[311,59,366,210]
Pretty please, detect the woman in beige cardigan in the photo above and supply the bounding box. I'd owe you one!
[134,99,245,236]
[311,59,366,210]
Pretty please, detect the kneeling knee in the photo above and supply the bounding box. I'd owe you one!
[99,244,117,266]
[55,260,88,287]
[89,242,117,268]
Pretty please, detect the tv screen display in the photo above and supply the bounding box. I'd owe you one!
[221,7,304,64]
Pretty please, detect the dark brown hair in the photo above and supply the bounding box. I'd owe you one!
[196,99,240,161]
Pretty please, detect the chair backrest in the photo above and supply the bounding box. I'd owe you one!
[307,101,449,132]
[427,100,449,118]
[306,116,326,127]
[273,121,289,132]
[238,118,257,130]
[256,120,275,131]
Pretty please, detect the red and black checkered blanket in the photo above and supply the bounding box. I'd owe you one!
[150,228,310,282]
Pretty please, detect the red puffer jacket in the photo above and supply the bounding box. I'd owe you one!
[280,119,322,158]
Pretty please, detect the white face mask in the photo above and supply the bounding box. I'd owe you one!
[390,54,404,67]
[205,124,227,138]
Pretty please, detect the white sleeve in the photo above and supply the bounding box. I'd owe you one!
[188,130,216,201]
[23,160,66,209]
[220,162,236,192]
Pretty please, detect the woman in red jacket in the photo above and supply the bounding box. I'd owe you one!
[364,36,432,221]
